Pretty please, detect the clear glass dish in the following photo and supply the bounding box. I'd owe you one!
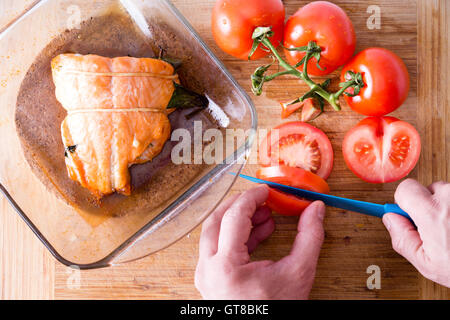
[0,0,256,268]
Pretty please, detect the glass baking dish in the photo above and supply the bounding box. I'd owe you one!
[0,0,256,268]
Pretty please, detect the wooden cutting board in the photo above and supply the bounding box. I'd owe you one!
[0,0,448,299]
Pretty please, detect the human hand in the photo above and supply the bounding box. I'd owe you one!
[195,185,326,299]
[383,179,450,287]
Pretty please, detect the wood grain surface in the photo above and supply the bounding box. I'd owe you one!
[0,0,448,300]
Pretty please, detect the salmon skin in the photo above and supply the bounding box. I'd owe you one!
[51,54,178,198]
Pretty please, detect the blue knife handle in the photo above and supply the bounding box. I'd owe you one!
[384,203,411,220]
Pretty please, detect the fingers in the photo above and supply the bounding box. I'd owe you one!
[427,181,450,206]
[276,201,325,274]
[427,181,446,194]
[252,205,272,225]
[217,185,269,264]
[199,194,239,257]
[246,217,275,253]
[382,213,425,269]
[395,179,435,225]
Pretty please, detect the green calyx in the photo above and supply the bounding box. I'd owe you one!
[248,27,275,60]
[251,60,274,96]
[339,70,365,97]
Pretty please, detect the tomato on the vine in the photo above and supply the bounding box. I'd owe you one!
[341,48,410,116]
[342,117,421,183]
[283,1,356,76]
[211,0,285,60]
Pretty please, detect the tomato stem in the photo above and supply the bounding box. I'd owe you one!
[262,37,341,111]
[250,27,365,114]
[250,27,340,111]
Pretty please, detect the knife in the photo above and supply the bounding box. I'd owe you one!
[234,173,412,221]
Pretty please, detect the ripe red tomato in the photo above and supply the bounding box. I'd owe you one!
[341,48,410,116]
[256,165,330,216]
[259,121,334,179]
[211,0,285,60]
[342,117,421,183]
[283,1,356,76]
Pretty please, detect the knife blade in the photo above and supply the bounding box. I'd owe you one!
[234,173,411,221]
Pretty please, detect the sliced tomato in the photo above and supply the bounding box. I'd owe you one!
[256,165,330,192]
[300,100,321,122]
[280,99,307,119]
[265,189,312,216]
[342,117,421,183]
[256,165,330,216]
[280,98,321,122]
[259,121,334,179]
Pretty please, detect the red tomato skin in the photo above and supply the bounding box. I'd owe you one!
[212,0,285,60]
[283,1,356,76]
[256,165,330,194]
[256,165,330,216]
[341,48,410,116]
[266,188,311,216]
[342,117,421,183]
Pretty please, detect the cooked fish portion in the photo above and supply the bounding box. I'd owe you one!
[51,54,176,198]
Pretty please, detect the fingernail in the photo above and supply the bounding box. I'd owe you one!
[258,184,269,194]
[315,201,325,220]
[383,215,391,231]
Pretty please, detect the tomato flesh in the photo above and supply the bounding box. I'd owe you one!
[280,98,320,122]
[256,166,330,193]
[342,117,421,183]
[280,98,309,119]
[283,1,356,76]
[259,121,334,179]
[257,166,330,216]
[341,48,410,116]
[211,0,285,60]
[300,100,321,122]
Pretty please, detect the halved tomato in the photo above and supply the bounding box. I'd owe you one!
[259,121,334,179]
[342,117,421,183]
[256,165,330,216]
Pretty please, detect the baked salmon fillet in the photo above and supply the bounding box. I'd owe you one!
[51,54,178,198]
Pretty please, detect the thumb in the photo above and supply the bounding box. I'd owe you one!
[278,201,325,272]
[383,213,425,268]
